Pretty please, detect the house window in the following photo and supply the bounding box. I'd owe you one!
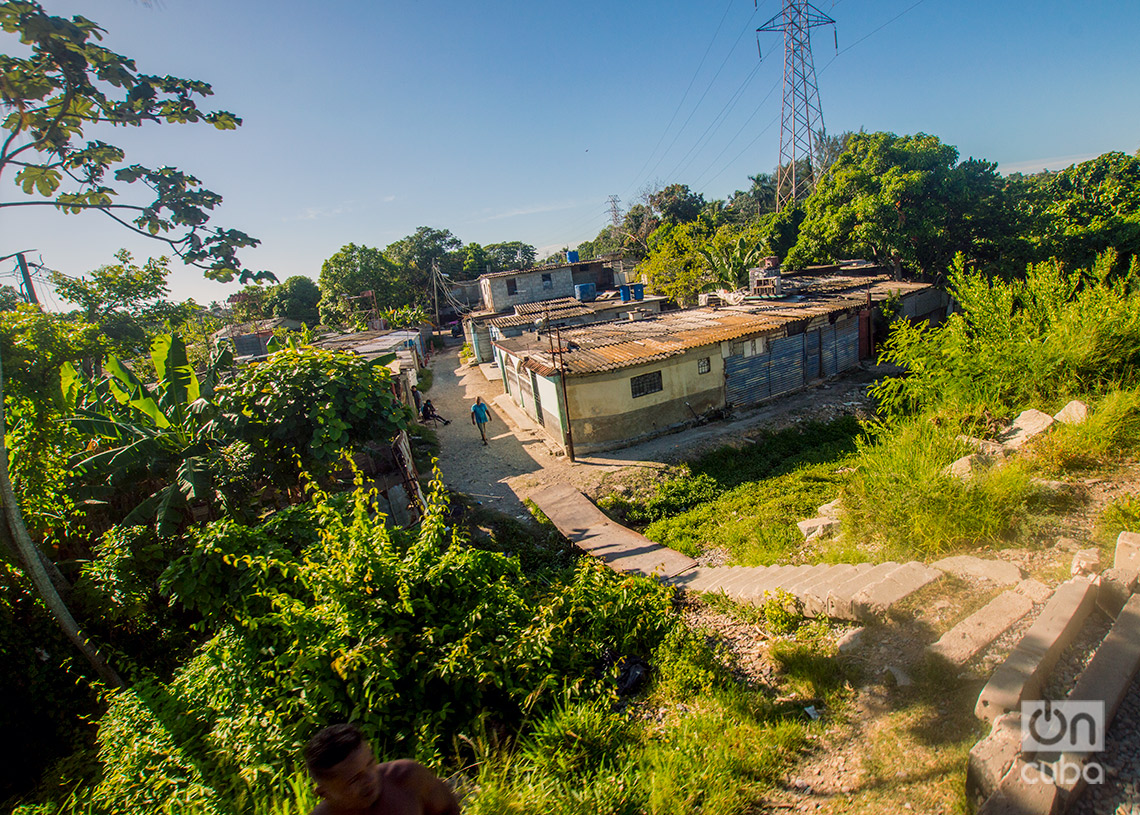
[506,279,518,296]
[541,273,552,290]
[698,357,711,374]
[630,370,663,399]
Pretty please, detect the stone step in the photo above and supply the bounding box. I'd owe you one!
[932,555,1023,586]
[827,562,903,620]
[708,566,778,595]
[800,564,873,617]
[974,577,1099,724]
[928,591,1035,667]
[851,561,944,621]
[666,566,736,592]
[1057,593,1140,781]
[773,563,837,597]
[735,564,818,602]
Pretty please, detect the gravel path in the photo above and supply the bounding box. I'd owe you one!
[425,340,879,517]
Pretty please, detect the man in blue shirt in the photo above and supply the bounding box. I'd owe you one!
[471,396,492,445]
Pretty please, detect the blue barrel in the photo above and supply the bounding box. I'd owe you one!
[574,282,596,302]
[566,250,580,263]
[631,283,644,300]
[619,284,631,302]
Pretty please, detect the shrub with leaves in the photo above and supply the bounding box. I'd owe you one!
[219,346,412,475]
[87,473,675,812]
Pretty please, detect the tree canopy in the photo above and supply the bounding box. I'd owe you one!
[0,1,269,284]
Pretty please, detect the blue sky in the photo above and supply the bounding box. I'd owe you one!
[4,0,1139,309]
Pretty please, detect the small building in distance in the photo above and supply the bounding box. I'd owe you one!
[491,268,947,455]
[212,317,303,360]
[476,254,633,314]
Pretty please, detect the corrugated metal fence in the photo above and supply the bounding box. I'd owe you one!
[725,319,860,409]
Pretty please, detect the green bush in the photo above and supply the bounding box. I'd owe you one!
[1035,386,1140,472]
[82,474,675,812]
[843,418,1036,557]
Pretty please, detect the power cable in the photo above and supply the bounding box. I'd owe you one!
[816,0,932,77]
[691,75,782,190]
[625,0,740,199]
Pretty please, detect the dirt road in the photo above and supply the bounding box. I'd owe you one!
[425,340,879,517]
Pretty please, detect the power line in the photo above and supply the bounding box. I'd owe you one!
[625,0,740,198]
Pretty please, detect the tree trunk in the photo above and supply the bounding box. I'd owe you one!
[0,349,124,688]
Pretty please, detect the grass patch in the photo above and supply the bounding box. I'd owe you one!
[843,417,1037,558]
[1034,386,1140,473]
[598,417,861,529]
[416,366,434,393]
[643,459,853,563]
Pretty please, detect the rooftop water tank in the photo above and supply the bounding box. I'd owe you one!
[574,282,596,302]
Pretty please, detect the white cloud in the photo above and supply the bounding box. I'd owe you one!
[999,152,1101,175]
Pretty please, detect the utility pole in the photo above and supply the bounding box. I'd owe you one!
[431,258,440,328]
[758,1,836,212]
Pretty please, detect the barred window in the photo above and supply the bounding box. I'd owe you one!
[630,370,662,398]
[698,357,711,374]
[506,279,518,296]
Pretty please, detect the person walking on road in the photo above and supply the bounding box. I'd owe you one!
[471,396,492,445]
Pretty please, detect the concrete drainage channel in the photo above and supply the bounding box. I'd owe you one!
[965,531,1140,814]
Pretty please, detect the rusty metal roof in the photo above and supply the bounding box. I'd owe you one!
[494,275,935,376]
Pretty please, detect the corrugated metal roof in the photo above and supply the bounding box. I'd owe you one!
[493,275,935,375]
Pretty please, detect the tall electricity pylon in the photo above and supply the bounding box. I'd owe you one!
[758,1,836,212]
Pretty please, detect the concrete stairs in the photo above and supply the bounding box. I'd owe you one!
[667,560,943,622]
[965,531,1140,815]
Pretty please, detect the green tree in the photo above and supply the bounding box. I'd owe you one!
[0,1,269,284]
[227,284,271,324]
[264,275,320,325]
[0,284,21,311]
[638,221,715,306]
[385,226,463,303]
[484,240,537,272]
[462,242,488,278]
[0,0,267,689]
[696,224,768,289]
[787,131,1009,279]
[649,183,706,225]
[317,243,399,325]
[50,250,178,358]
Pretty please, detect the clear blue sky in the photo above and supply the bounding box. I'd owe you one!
[4,0,1139,309]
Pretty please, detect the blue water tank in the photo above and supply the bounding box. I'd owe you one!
[619,284,631,302]
[631,283,644,301]
[574,282,596,302]
[566,250,580,263]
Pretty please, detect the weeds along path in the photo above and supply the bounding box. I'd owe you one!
[426,341,879,518]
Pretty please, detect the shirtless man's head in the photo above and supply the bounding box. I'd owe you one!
[305,724,380,811]
[304,724,461,815]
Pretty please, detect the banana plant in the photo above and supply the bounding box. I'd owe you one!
[696,234,768,290]
[62,335,236,536]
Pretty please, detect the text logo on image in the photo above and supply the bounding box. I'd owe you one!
[1021,701,1104,752]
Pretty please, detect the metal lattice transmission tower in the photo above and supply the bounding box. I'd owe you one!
[758,1,836,212]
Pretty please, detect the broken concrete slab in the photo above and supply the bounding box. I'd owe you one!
[797,516,840,539]
[1113,530,1140,572]
[928,591,1034,667]
[1070,548,1101,577]
[974,578,1099,724]
[1096,568,1138,618]
[933,555,1024,586]
[1069,593,1140,724]
[1053,399,1089,425]
[1000,409,1056,451]
[977,759,1063,815]
[947,453,982,480]
[1015,579,1054,605]
[851,561,944,620]
[957,435,1008,458]
[966,712,1024,808]
[836,626,864,654]
[816,498,842,518]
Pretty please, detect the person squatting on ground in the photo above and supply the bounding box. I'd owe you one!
[421,399,449,426]
[305,723,460,815]
[470,396,491,445]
